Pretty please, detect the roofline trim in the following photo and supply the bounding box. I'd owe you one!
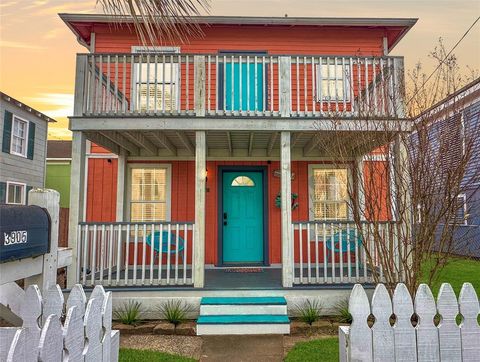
[58,13,418,28]
[0,92,56,123]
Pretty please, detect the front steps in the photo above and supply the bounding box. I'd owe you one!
[196,296,290,335]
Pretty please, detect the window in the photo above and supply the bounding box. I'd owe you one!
[317,60,350,101]
[132,46,180,113]
[451,194,468,225]
[130,166,170,222]
[6,182,26,205]
[231,176,255,187]
[310,168,348,220]
[10,116,28,157]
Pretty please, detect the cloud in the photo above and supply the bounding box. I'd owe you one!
[0,40,45,50]
[26,93,74,119]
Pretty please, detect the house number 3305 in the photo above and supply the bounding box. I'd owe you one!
[3,231,28,245]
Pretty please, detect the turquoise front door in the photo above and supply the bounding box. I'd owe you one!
[222,171,264,263]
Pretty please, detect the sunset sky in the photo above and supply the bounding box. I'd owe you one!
[1,0,479,139]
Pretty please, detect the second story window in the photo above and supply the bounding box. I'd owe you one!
[10,116,28,157]
[317,60,351,102]
[132,47,180,113]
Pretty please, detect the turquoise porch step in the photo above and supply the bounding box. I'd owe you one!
[201,296,286,306]
[197,314,290,325]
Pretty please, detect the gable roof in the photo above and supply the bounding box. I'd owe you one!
[0,92,56,123]
[59,13,417,53]
[47,140,72,159]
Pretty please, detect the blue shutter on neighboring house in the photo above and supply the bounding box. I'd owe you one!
[0,182,6,203]
[2,110,13,154]
[27,122,35,160]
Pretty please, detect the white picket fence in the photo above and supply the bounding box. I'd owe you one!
[0,284,119,362]
[339,282,480,362]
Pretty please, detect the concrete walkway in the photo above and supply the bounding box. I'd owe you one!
[200,335,284,362]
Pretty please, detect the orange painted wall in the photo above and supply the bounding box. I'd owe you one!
[363,160,391,221]
[86,158,118,222]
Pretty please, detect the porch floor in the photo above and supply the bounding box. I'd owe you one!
[204,268,283,289]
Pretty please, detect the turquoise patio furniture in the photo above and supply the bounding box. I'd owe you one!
[325,229,363,258]
[146,230,185,263]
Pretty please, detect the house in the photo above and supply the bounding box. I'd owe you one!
[0,92,55,205]
[46,140,73,248]
[414,78,480,257]
[60,14,416,330]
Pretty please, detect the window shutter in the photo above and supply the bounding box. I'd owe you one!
[0,182,6,203]
[26,186,33,204]
[27,122,36,160]
[2,110,12,154]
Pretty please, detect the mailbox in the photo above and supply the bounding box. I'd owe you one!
[0,205,51,263]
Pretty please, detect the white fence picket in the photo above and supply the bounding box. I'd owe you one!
[459,283,480,362]
[437,283,461,362]
[414,284,440,362]
[392,283,417,362]
[349,284,373,362]
[340,282,479,362]
[20,285,43,361]
[0,284,118,362]
[63,306,84,362]
[371,284,395,361]
[42,284,64,324]
[38,315,63,361]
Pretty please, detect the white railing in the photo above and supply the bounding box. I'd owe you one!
[0,284,119,362]
[77,221,195,287]
[292,221,399,285]
[339,282,480,361]
[76,53,405,118]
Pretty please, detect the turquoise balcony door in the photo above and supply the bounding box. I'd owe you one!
[218,52,267,112]
[222,171,264,263]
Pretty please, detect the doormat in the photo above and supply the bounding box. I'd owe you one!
[224,268,264,273]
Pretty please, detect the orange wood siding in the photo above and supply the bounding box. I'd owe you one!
[86,158,118,221]
[363,160,392,221]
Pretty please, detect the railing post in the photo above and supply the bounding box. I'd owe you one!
[393,57,405,118]
[279,56,291,117]
[73,54,87,116]
[67,131,87,287]
[194,55,206,117]
[281,131,293,287]
[194,131,206,288]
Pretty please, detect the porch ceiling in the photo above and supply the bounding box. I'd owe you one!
[85,129,388,159]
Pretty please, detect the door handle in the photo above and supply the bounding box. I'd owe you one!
[223,212,227,220]
[223,221,228,226]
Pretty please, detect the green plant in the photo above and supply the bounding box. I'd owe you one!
[333,299,352,324]
[158,300,192,327]
[295,299,322,325]
[114,301,142,326]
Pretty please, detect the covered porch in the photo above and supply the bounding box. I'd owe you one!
[67,122,408,290]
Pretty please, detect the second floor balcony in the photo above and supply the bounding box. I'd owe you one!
[74,52,406,120]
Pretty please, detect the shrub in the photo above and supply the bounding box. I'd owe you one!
[114,300,142,326]
[334,299,352,324]
[294,299,322,325]
[158,300,192,327]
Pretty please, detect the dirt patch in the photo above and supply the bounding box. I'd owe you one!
[120,334,203,360]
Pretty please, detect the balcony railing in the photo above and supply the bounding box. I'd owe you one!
[76,221,195,287]
[292,220,401,285]
[75,53,405,118]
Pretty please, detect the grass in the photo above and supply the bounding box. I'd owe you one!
[285,338,338,362]
[421,256,480,297]
[119,348,196,362]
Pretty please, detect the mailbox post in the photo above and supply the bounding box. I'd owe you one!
[25,189,60,292]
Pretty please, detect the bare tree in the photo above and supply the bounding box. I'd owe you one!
[318,41,479,294]
[97,0,210,45]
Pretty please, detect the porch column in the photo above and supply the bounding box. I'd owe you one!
[116,148,127,221]
[281,131,293,287]
[66,131,87,287]
[194,131,206,288]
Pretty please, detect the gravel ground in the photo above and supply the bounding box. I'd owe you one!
[120,334,203,360]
